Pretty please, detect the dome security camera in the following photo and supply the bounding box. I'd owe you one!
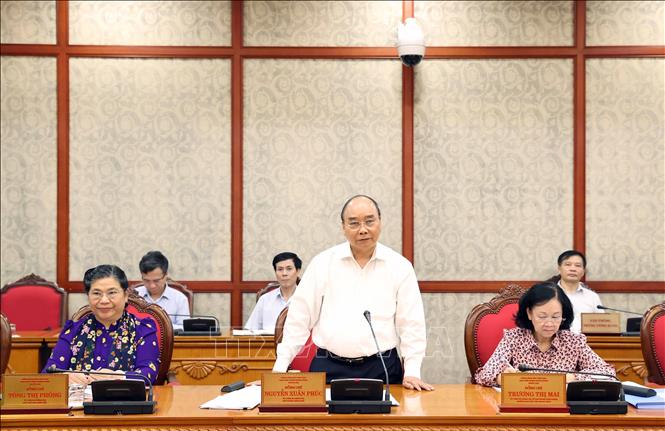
[397,18,425,67]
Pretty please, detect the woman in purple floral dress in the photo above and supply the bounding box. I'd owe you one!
[43,265,160,384]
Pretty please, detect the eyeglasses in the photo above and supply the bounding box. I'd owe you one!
[345,219,378,231]
[142,275,166,285]
[534,315,565,323]
[89,289,123,301]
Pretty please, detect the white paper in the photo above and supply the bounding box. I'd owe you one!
[200,385,262,410]
[325,388,399,406]
[232,329,274,336]
[68,384,92,409]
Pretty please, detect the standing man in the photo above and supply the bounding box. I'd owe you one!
[245,252,302,332]
[556,250,604,333]
[135,250,190,330]
[273,195,432,391]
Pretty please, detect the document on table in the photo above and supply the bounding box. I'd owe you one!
[69,384,92,409]
[623,382,665,409]
[325,388,400,406]
[200,385,262,410]
[232,329,274,336]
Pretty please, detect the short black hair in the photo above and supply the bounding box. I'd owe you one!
[83,264,129,293]
[139,250,169,275]
[340,194,382,222]
[515,282,574,331]
[272,252,302,270]
[557,250,587,268]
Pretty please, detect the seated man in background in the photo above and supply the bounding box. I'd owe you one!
[474,282,615,387]
[43,264,160,384]
[245,252,302,332]
[550,250,603,333]
[135,250,190,330]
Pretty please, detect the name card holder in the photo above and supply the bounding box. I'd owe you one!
[259,372,327,412]
[581,313,621,335]
[1,374,69,414]
[499,373,568,413]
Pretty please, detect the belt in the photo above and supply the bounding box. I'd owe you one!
[318,348,392,366]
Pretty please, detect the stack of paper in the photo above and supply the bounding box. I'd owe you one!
[623,382,665,409]
[232,329,274,336]
[200,385,262,410]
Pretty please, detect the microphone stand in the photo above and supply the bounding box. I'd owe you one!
[327,311,393,414]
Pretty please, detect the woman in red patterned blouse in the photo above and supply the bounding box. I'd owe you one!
[474,282,615,387]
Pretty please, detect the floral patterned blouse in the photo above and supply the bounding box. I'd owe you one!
[474,327,616,387]
[43,311,161,384]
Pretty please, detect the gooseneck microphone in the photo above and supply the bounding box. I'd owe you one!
[363,310,391,402]
[516,364,618,381]
[596,305,643,316]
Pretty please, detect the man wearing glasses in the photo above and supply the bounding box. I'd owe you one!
[273,195,432,391]
[135,250,190,330]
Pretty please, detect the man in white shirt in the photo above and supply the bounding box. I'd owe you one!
[245,252,302,332]
[274,195,432,391]
[556,250,604,333]
[135,251,191,330]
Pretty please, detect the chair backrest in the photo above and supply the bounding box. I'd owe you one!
[464,284,526,382]
[641,301,665,385]
[274,306,316,372]
[129,278,194,315]
[72,295,174,385]
[1,274,67,330]
[1,313,12,374]
[256,282,280,302]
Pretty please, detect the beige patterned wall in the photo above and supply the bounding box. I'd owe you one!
[0,1,55,44]
[0,56,57,287]
[587,1,665,46]
[414,59,574,280]
[416,1,574,47]
[68,58,231,281]
[586,58,665,281]
[69,0,231,46]
[243,59,403,280]
[244,1,402,47]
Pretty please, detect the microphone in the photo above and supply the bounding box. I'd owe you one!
[46,366,156,414]
[363,310,391,402]
[596,305,643,316]
[517,364,618,381]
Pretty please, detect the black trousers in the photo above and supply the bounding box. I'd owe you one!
[309,347,403,384]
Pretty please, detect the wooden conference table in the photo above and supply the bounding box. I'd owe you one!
[2,384,663,430]
[8,331,648,385]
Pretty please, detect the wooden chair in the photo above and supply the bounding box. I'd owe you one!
[641,301,665,385]
[274,306,317,372]
[130,278,194,315]
[72,295,174,385]
[1,274,67,330]
[1,313,12,374]
[464,284,526,382]
[256,282,280,302]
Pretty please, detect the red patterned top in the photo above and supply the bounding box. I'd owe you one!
[474,327,615,387]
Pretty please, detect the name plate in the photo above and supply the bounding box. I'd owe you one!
[1,374,69,414]
[581,313,621,335]
[499,373,568,413]
[259,372,327,412]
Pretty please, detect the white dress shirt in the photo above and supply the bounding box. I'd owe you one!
[135,284,190,330]
[273,242,427,378]
[244,287,290,332]
[558,281,604,333]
